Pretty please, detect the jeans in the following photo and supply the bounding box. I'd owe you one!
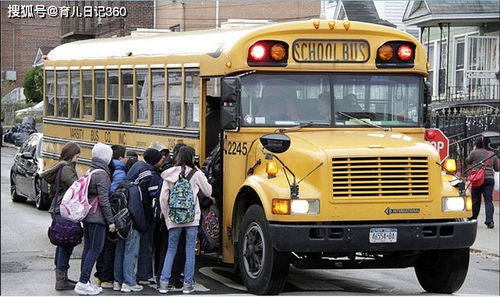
[155,223,185,285]
[160,226,198,285]
[136,220,155,281]
[95,234,116,282]
[114,228,141,286]
[79,223,106,284]
[471,178,495,224]
[52,214,74,271]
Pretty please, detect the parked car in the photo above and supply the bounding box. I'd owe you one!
[10,133,50,210]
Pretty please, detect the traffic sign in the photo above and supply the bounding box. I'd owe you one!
[425,128,449,163]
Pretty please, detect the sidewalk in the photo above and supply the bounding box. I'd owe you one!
[471,201,500,257]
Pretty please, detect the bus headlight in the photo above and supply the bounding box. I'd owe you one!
[291,199,319,215]
[442,197,465,212]
[272,199,320,215]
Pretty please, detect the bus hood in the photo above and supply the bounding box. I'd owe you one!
[286,130,437,158]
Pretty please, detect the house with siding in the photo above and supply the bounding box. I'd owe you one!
[403,0,499,106]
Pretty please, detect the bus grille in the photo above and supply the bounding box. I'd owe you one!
[332,156,429,198]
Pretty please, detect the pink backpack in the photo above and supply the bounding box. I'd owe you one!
[60,169,105,222]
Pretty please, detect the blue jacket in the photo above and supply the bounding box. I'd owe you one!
[128,185,147,232]
[110,159,127,195]
[126,161,163,222]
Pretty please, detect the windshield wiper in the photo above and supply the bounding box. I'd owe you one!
[277,121,330,133]
[338,112,389,131]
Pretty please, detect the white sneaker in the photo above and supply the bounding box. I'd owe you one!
[90,282,103,293]
[74,282,101,295]
[120,283,143,293]
[113,281,121,291]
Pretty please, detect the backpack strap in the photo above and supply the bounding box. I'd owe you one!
[185,167,198,181]
[134,170,153,184]
[50,166,63,210]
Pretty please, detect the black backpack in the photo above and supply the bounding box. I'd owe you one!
[109,181,135,240]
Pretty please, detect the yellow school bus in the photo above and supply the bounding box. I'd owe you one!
[43,20,476,295]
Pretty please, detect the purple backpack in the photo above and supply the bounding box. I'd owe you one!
[47,167,83,247]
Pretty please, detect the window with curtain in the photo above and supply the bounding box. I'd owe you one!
[45,71,54,116]
[168,69,182,127]
[95,70,105,121]
[136,69,149,123]
[121,70,133,123]
[108,70,119,122]
[184,69,200,129]
[56,71,68,118]
[82,71,92,118]
[151,69,165,126]
[454,38,465,93]
[70,70,80,119]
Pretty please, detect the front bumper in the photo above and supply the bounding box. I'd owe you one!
[269,220,477,253]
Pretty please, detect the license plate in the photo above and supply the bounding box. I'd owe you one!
[369,228,397,243]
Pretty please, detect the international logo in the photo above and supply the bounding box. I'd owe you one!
[385,207,420,215]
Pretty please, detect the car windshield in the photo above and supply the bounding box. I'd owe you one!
[239,73,422,127]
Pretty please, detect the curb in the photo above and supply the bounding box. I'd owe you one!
[470,248,500,258]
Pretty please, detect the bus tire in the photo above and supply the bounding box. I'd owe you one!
[237,205,289,295]
[414,248,469,293]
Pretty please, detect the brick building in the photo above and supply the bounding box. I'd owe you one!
[1,1,61,88]
[61,0,153,42]
[156,0,321,31]
[1,1,154,89]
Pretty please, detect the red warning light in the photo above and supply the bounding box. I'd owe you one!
[250,44,266,61]
[397,44,413,61]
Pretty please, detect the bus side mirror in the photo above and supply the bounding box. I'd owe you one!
[221,77,241,131]
[260,133,291,154]
[424,81,432,104]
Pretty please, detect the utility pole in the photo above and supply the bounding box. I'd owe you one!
[7,21,15,71]
[215,0,219,28]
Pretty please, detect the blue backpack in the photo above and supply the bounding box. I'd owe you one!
[168,168,197,224]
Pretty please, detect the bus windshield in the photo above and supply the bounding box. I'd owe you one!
[240,73,422,127]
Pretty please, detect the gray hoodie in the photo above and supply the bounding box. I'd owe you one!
[84,157,115,226]
[40,160,78,214]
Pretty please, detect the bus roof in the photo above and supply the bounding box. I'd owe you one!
[46,20,425,75]
[47,25,261,61]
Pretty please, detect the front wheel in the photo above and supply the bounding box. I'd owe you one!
[415,248,469,293]
[237,205,289,295]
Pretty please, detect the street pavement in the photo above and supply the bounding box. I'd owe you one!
[471,201,500,257]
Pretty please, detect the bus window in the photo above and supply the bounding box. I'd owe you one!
[184,69,200,129]
[136,69,149,123]
[45,71,54,116]
[95,70,105,121]
[333,74,420,126]
[151,69,165,126]
[241,73,330,126]
[168,69,181,127]
[121,70,133,123]
[70,70,80,119]
[56,71,69,118]
[82,70,92,118]
[107,70,119,122]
